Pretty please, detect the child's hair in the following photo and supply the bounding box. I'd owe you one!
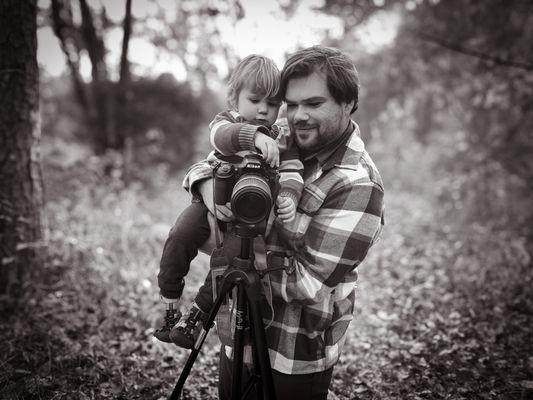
[227,55,281,109]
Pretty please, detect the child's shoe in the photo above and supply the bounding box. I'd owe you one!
[169,303,208,349]
[154,303,182,343]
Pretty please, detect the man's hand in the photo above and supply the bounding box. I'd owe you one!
[254,132,280,168]
[197,178,234,221]
[276,195,296,222]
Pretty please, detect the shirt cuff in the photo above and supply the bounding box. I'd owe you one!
[238,124,258,151]
[278,191,299,205]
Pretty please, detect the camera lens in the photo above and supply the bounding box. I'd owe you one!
[231,174,272,224]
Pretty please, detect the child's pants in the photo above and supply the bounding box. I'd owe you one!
[157,201,214,312]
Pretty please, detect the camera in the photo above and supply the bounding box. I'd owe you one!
[214,153,279,225]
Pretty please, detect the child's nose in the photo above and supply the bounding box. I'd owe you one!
[258,102,267,113]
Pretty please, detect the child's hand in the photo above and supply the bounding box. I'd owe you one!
[254,132,280,168]
[276,195,296,222]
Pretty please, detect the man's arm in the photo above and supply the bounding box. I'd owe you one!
[268,179,384,305]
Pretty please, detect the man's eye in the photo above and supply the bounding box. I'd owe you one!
[286,104,296,109]
[308,102,322,107]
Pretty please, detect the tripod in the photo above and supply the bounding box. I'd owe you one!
[168,223,277,400]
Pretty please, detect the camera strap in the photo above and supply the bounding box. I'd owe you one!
[256,252,295,278]
[210,162,237,346]
[211,163,223,249]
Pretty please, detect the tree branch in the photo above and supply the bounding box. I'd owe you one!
[78,0,107,81]
[414,30,533,72]
[119,0,132,86]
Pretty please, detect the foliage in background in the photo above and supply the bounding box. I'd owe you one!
[318,0,533,249]
[42,0,241,155]
[144,0,244,86]
[40,72,220,174]
[396,0,533,190]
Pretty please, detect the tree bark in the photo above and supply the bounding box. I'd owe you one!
[0,0,44,296]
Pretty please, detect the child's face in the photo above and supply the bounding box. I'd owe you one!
[236,86,281,127]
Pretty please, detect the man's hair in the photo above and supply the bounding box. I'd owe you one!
[227,54,281,109]
[280,46,360,113]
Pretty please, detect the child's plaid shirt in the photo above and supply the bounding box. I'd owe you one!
[183,122,385,374]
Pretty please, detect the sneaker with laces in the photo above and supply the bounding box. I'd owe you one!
[154,305,182,343]
[169,303,208,349]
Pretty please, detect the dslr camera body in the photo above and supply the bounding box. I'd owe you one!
[214,152,279,226]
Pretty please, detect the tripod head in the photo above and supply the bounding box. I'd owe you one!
[231,220,267,239]
[214,221,264,273]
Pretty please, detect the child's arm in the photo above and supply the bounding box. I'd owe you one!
[209,111,277,158]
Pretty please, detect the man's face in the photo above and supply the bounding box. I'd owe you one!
[237,85,281,127]
[285,70,353,152]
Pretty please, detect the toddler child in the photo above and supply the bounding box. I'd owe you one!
[154,55,304,348]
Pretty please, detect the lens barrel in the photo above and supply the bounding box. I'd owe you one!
[231,174,273,224]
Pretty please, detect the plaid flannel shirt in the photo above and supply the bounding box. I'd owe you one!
[182,122,384,374]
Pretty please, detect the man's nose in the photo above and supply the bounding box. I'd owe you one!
[293,106,308,123]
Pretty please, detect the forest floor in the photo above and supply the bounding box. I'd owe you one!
[0,157,532,400]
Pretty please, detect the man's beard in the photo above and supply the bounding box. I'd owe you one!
[292,122,320,151]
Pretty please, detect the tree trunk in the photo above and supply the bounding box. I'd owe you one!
[79,0,113,154]
[0,0,44,296]
[50,0,91,114]
[116,0,133,150]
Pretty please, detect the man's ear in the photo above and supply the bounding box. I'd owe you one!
[344,100,356,115]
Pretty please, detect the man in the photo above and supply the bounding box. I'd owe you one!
[182,45,384,399]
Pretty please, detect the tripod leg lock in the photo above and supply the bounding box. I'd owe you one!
[210,247,228,302]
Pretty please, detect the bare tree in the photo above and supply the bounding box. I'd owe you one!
[50,0,133,154]
[0,0,44,296]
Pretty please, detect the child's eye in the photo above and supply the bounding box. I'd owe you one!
[268,101,280,107]
[249,98,260,104]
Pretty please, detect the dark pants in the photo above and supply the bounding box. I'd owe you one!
[157,202,214,312]
[218,347,333,400]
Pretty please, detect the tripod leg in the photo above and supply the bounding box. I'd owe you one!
[247,312,264,400]
[231,283,247,400]
[245,288,276,400]
[225,273,277,400]
[167,274,237,400]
